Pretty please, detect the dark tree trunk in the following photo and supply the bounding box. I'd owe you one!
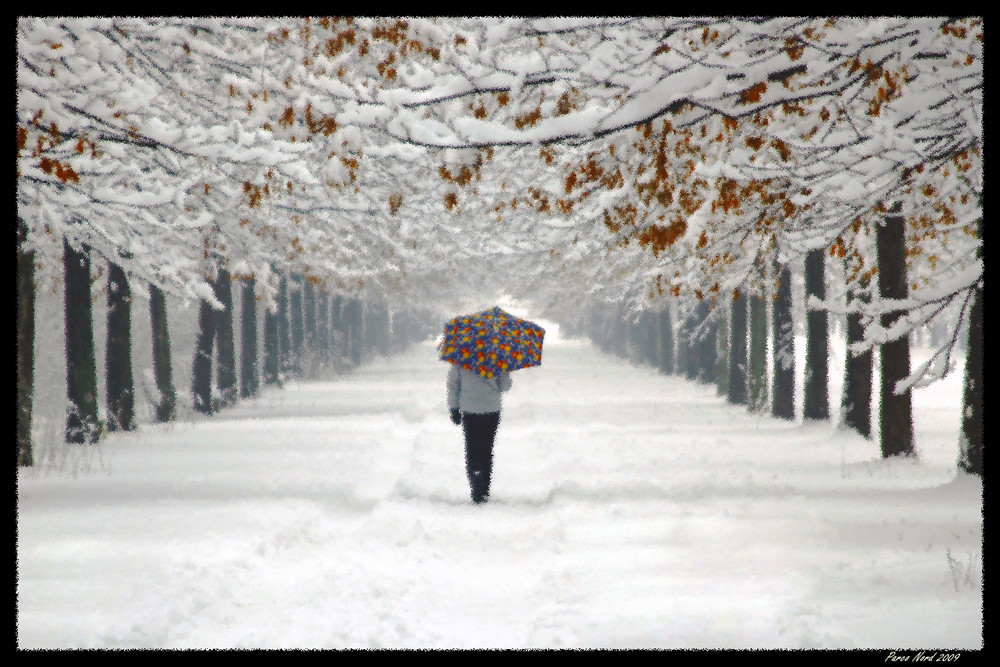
[105,261,135,432]
[347,298,363,366]
[748,288,768,412]
[841,274,872,437]
[803,249,829,420]
[17,218,36,465]
[278,275,291,374]
[678,306,697,380]
[627,313,642,364]
[304,278,316,355]
[331,295,346,362]
[192,287,217,415]
[240,278,259,399]
[771,262,796,421]
[367,301,382,357]
[959,272,983,476]
[727,291,748,406]
[697,301,718,385]
[716,301,729,397]
[392,309,409,351]
[214,270,237,407]
[149,284,177,422]
[607,307,621,358]
[673,311,687,374]
[64,240,101,443]
[877,206,914,457]
[290,276,304,371]
[658,308,674,375]
[596,307,608,354]
[374,302,391,356]
[609,308,620,357]
[597,306,612,354]
[643,311,659,368]
[317,291,330,362]
[687,309,701,380]
[637,313,648,366]
[263,306,280,386]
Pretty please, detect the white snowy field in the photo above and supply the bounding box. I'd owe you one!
[16,320,982,651]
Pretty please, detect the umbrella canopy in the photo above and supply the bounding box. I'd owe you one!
[439,306,545,379]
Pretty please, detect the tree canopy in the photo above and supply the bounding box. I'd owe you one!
[17,17,982,391]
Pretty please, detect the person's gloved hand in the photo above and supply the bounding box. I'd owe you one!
[450,408,462,425]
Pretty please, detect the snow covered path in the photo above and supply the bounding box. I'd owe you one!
[16,330,982,650]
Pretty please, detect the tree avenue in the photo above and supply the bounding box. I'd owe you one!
[17,17,981,475]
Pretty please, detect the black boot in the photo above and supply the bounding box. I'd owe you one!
[470,470,487,504]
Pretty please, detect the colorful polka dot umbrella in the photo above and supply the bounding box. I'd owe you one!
[438,306,545,379]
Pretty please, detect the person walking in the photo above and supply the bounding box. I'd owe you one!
[447,364,512,504]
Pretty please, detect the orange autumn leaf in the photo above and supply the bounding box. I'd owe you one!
[739,81,767,105]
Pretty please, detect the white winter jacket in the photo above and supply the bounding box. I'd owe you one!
[447,365,512,414]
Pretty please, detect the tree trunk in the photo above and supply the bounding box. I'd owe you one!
[877,205,914,457]
[599,306,614,354]
[658,308,674,375]
[673,311,686,374]
[366,301,380,357]
[105,261,135,432]
[304,278,317,355]
[240,278,259,399]
[959,272,983,476]
[771,261,796,421]
[748,288,768,412]
[290,276,304,369]
[618,306,631,359]
[192,285,217,415]
[361,299,375,358]
[590,307,605,352]
[716,300,729,397]
[278,275,291,374]
[149,284,177,422]
[348,298,363,366]
[678,306,697,380]
[393,309,409,351]
[727,291,748,406]
[841,273,872,437]
[375,302,391,356]
[627,313,642,364]
[64,240,101,443]
[331,295,346,363]
[803,249,829,420]
[643,311,659,368]
[316,290,329,364]
[17,218,36,465]
[696,300,717,384]
[687,309,702,380]
[214,270,237,407]
[263,306,280,386]
[605,307,618,357]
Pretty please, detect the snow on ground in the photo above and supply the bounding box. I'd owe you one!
[17,319,982,650]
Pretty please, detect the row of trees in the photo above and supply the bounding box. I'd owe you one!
[451,18,982,476]
[16,226,440,465]
[564,233,980,475]
[15,17,455,466]
[17,18,981,475]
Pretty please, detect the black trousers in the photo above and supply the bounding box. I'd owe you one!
[461,411,500,503]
